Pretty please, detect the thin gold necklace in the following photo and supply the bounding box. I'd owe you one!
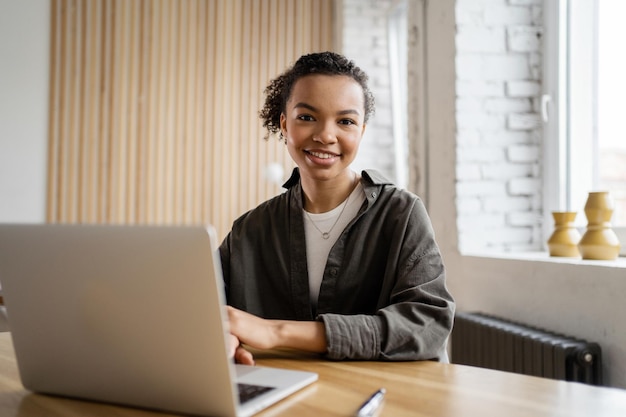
[305,191,352,239]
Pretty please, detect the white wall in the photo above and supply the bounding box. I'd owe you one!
[0,0,49,223]
[424,0,626,390]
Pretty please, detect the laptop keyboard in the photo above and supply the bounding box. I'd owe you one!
[237,383,275,404]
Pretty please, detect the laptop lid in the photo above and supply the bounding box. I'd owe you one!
[0,224,317,417]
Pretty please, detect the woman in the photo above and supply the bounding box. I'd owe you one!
[220,52,454,365]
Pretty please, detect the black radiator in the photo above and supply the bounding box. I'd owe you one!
[451,311,602,385]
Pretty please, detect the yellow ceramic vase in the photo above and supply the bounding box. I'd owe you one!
[547,211,581,257]
[578,191,621,260]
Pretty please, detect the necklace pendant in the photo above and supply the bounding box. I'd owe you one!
[322,232,330,239]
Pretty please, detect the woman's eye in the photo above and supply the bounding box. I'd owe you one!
[339,119,356,126]
[297,114,315,122]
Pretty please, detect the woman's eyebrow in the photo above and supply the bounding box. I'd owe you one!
[337,109,361,116]
[293,102,361,116]
[293,102,317,112]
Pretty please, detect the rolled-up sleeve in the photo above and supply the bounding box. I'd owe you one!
[319,314,384,360]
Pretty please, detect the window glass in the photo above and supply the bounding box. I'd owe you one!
[597,0,626,227]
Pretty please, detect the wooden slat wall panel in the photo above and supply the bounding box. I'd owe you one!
[47,0,335,239]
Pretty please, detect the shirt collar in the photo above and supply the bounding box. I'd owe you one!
[282,167,393,189]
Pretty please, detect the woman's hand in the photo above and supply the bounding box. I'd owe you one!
[227,306,328,354]
[227,306,279,350]
[227,333,255,365]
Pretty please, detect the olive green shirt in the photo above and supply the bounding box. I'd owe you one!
[219,168,455,361]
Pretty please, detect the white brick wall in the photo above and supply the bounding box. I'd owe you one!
[455,0,544,252]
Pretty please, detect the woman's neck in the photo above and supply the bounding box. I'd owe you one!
[301,170,359,213]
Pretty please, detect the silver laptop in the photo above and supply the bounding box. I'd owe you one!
[0,224,317,417]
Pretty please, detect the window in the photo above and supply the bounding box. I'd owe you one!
[544,0,626,255]
[387,0,409,189]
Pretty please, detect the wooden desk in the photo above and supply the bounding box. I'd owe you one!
[1,332,626,417]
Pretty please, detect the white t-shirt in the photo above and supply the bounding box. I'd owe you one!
[303,183,366,307]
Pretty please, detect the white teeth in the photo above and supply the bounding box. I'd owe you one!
[309,151,335,159]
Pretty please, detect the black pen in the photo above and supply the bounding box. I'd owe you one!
[356,388,386,417]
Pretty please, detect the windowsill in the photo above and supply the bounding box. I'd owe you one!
[461,251,626,269]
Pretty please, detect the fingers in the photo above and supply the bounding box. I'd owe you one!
[228,332,255,365]
[234,345,255,366]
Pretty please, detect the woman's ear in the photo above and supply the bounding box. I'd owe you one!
[361,123,367,137]
[280,113,287,136]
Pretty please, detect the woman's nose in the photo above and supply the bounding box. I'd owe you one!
[313,123,337,143]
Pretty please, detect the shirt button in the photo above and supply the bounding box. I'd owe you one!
[371,192,377,198]
[330,268,338,276]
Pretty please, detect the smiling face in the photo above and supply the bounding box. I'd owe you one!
[280,74,367,184]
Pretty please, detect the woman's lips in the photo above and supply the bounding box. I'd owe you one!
[306,150,338,159]
[305,150,340,165]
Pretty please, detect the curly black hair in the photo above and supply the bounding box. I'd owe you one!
[259,51,375,140]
